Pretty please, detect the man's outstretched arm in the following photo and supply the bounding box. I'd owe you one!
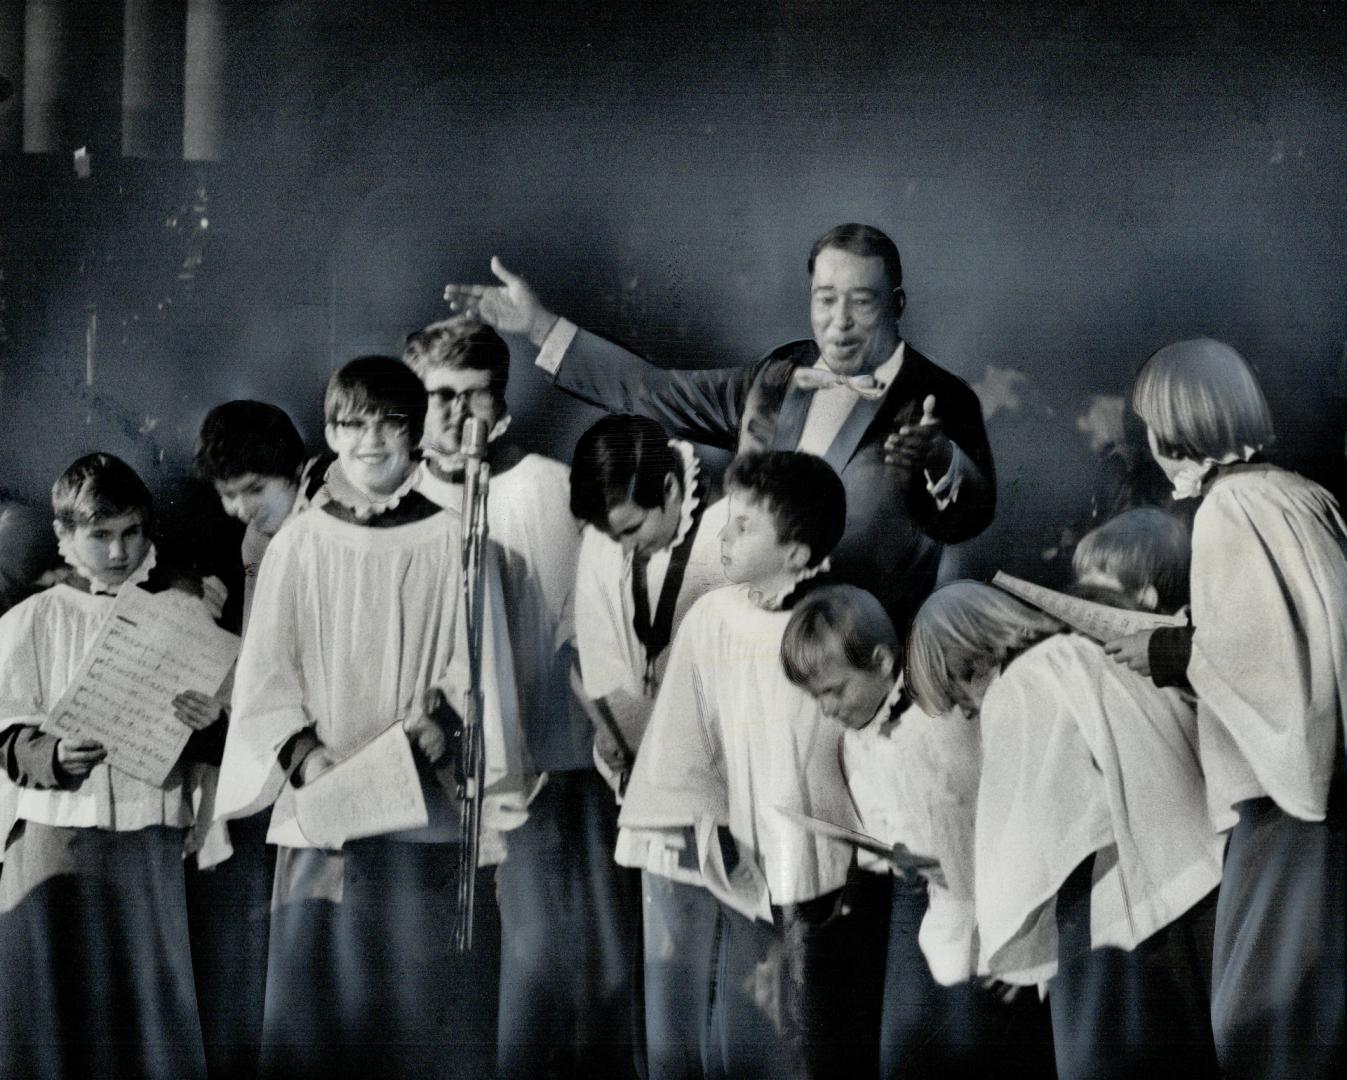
[446,258,757,451]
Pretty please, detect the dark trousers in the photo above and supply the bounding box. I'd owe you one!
[496,771,643,1080]
[1051,854,1220,1080]
[774,866,891,1080]
[641,871,788,1079]
[1211,778,1346,1079]
[882,877,1055,1079]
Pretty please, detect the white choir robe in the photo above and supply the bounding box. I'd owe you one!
[1188,465,1347,822]
[617,584,854,914]
[841,703,981,985]
[216,501,527,852]
[974,634,1224,985]
[1186,464,1347,1080]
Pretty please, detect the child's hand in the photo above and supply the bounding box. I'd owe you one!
[404,688,462,768]
[1103,630,1153,677]
[172,690,225,731]
[56,738,106,779]
[296,747,336,786]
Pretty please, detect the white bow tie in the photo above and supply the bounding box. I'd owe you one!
[792,366,887,400]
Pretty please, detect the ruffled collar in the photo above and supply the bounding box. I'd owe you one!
[314,460,419,520]
[1169,445,1261,500]
[666,440,703,551]
[56,541,158,596]
[746,556,831,611]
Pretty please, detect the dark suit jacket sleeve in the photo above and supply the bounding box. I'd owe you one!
[545,328,760,452]
[906,365,996,544]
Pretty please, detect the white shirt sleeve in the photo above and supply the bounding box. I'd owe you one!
[534,317,579,376]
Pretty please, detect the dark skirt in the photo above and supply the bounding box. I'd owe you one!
[775,866,891,1080]
[642,871,787,1079]
[185,810,275,1080]
[258,839,501,1080]
[1051,853,1220,1079]
[1211,779,1347,1079]
[495,770,642,1080]
[0,820,207,1080]
[882,876,1056,1080]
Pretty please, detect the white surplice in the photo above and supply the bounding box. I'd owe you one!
[975,634,1224,984]
[1187,465,1347,823]
[215,503,527,854]
[841,701,982,985]
[617,585,855,916]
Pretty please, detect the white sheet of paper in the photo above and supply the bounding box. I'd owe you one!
[294,723,429,849]
[42,585,239,786]
[695,816,772,922]
[992,571,1188,643]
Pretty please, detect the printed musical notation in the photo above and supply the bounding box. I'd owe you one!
[294,723,430,850]
[992,571,1188,643]
[42,586,239,787]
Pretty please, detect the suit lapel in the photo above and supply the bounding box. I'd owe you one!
[773,383,811,451]
[822,388,886,473]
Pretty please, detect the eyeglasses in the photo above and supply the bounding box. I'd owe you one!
[332,414,410,438]
[428,386,497,411]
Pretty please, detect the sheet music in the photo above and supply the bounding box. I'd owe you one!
[294,723,429,850]
[42,585,239,787]
[992,571,1188,643]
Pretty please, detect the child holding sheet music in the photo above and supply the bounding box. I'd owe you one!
[1105,338,1347,1078]
[0,453,228,1080]
[214,356,528,1080]
[781,583,1055,1079]
[618,450,886,1080]
[906,525,1226,1078]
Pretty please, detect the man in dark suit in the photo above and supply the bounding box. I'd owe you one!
[445,222,995,636]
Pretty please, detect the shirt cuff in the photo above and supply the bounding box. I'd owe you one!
[535,317,578,376]
[924,443,965,511]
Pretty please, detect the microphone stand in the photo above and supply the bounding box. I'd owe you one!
[454,416,491,952]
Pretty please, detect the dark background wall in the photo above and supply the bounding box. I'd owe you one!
[1,0,1344,583]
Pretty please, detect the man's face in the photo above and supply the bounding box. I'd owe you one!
[213,473,297,536]
[56,512,151,587]
[801,641,895,730]
[325,412,414,497]
[718,490,796,587]
[604,474,681,559]
[809,246,899,376]
[420,366,502,476]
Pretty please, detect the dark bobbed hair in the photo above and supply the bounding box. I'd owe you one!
[807,223,903,293]
[1131,338,1274,462]
[724,451,845,568]
[402,317,510,400]
[570,415,680,529]
[781,584,897,687]
[1073,507,1191,613]
[324,355,428,444]
[52,453,153,530]
[194,400,305,483]
[905,581,1062,716]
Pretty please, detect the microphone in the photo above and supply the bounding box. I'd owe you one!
[460,416,489,460]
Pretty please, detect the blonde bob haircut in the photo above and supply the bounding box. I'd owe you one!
[905,581,1062,716]
[1131,337,1274,462]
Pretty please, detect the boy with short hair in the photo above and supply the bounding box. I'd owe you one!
[192,399,325,1079]
[404,318,639,1079]
[0,453,221,1079]
[215,356,528,1080]
[782,584,1056,1078]
[566,413,727,1079]
[194,399,329,629]
[619,450,885,1080]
